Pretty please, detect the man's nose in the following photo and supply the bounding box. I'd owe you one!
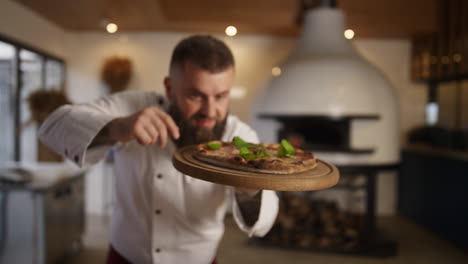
[201,97,216,118]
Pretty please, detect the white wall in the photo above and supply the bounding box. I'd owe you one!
[0,0,67,58]
[438,80,468,130]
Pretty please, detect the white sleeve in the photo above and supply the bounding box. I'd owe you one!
[38,91,164,168]
[226,117,279,237]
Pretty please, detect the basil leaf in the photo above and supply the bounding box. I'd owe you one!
[241,153,257,160]
[207,142,222,150]
[281,139,295,156]
[233,136,247,148]
[277,145,286,157]
[257,151,265,159]
[239,146,250,155]
[255,147,269,159]
[246,143,259,149]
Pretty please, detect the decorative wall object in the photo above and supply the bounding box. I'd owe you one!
[101,56,133,93]
[27,89,71,162]
[27,89,71,124]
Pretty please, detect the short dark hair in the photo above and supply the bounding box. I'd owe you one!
[169,35,234,74]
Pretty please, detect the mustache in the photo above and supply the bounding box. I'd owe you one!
[191,114,216,121]
[167,102,227,148]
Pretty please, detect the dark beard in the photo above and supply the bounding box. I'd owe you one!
[168,103,227,148]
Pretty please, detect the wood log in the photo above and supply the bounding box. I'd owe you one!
[317,236,333,249]
[265,195,365,251]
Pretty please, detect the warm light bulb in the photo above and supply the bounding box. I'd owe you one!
[106,23,118,33]
[272,67,281,76]
[225,26,237,37]
[344,29,354,40]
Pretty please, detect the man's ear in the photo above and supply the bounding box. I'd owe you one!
[164,76,172,101]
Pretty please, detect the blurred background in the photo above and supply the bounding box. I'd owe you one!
[0,0,467,263]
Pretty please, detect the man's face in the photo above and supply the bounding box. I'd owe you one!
[165,61,233,146]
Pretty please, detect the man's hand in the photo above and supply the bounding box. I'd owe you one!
[235,187,262,226]
[107,107,180,147]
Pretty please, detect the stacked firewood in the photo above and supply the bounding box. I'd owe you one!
[260,192,363,251]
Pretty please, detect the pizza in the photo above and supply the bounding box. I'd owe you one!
[193,136,317,174]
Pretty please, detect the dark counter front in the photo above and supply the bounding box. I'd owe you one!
[398,146,468,250]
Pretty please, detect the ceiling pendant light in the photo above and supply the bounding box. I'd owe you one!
[225,26,238,37]
[106,23,118,34]
[344,29,354,39]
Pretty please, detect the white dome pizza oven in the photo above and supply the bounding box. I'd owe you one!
[253,2,399,166]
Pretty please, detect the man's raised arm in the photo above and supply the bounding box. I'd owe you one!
[38,91,178,167]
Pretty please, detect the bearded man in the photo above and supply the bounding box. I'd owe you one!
[39,35,279,264]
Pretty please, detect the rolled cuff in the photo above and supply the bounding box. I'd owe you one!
[38,105,117,168]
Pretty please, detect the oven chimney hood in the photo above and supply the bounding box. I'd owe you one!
[254,1,399,164]
[260,4,397,116]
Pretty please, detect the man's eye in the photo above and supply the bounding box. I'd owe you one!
[216,93,228,100]
[188,94,202,100]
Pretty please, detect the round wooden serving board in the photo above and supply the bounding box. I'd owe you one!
[172,146,340,191]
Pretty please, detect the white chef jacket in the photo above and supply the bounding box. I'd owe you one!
[38,91,279,264]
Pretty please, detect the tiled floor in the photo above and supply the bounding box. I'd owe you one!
[66,214,468,264]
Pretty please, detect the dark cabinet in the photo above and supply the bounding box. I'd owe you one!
[398,148,468,249]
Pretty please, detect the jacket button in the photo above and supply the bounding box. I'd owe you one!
[155,209,161,215]
[155,248,161,253]
[157,96,164,106]
[157,174,163,179]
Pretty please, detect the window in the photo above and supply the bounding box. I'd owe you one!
[45,59,64,90]
[0,41,16,162]
[0,34,65,162]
